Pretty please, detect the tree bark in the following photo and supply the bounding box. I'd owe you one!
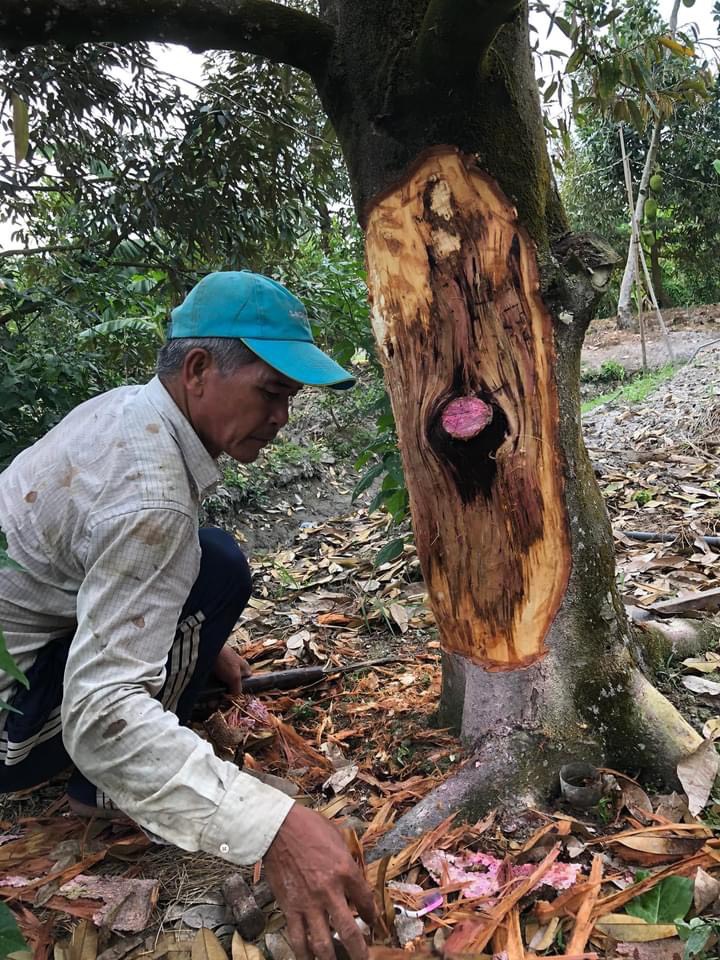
[616,119,661,330]
[650,240,668,308]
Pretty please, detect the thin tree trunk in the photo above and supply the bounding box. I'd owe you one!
[650,241,668,307]
[617,119,661,330]
[617,0,682,329]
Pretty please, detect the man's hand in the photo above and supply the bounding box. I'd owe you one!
[214,643,252,695]
[264,804,376,960]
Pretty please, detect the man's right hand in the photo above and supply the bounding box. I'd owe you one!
[263,803,377,960]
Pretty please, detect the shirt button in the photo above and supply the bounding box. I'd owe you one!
[219,843,230,854]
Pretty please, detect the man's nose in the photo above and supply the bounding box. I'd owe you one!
[270,398,290,428]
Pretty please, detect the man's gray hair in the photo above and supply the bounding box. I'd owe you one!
[156,338,258,378]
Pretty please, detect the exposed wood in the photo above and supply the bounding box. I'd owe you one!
[565,855,603,957]
[365,147,570,668]
[0,0,334,81]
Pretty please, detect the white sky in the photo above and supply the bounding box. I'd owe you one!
[1,1,718,251]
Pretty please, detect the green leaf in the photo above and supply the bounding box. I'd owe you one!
[677,919,713,959]
[374,537,405,567]
[566,45,588,73]
[0,626,28,691]
[626,876,694,925]
[351,461,384,502]
[713,159,720,177]
[0,531,22,572]
[0,902,29,956]
[11,94,29,164]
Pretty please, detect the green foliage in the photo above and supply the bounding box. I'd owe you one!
[580,363,677,413]
[677,917,720,959]
[353,394,408,526]
[626,875,694,924]
[581,359,627,383]
[0,903,29,957]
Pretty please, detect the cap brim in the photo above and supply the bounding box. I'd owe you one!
[241,338,355,390]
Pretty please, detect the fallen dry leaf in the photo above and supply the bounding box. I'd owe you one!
[609,834,706,866]
[191,928,227,960]
[682,676,720,697]
[231,933,264,960]
[615,939,684,959]
[693,866,720,912]
[677,739,720,815]
[594,914,678,942]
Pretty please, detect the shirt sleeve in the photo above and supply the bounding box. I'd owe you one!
[61,507,294,864]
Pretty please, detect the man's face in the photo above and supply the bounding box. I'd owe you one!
[186,355,302,462]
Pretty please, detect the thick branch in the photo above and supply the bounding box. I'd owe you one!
[414,0,522,86]
[0,0,334,81]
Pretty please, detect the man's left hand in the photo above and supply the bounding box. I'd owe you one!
[214,644,252,695]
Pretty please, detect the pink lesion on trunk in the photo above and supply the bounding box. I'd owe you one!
[441,396,494,440]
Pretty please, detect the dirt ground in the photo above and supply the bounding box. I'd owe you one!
[582,304,720,374]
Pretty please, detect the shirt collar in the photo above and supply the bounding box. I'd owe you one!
[144,376,221,499]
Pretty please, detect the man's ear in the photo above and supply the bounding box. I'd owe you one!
[182,348,213,395]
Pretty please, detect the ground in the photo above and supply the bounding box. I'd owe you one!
[1,308,720,960]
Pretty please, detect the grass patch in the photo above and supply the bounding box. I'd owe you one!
[581,363,677,414]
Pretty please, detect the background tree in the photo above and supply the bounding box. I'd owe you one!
[539,0,714,326]
[0,1,708,860]
[562,75,720,311]
[0,40,353,464]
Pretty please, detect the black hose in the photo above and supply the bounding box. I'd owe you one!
[620,530,720,547]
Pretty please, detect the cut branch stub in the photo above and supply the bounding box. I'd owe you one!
[365,147,570,669]
[441,397,493,439]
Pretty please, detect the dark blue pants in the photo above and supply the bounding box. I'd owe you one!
[0,528,252,800]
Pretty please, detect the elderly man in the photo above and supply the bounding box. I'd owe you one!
[0,271,375,960]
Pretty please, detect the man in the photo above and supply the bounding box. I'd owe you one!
[0,271,376,960]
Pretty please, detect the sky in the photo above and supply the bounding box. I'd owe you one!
[1,1,718,251]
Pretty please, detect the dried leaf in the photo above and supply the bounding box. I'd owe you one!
[388,604,409,633]
[595,914,678,942]
[191,928,227,960]
[677,739,720,815]
[681,676,720,697]
[682,653,720,674]
[611,835,705,866]
[693,867,720,913]
[615,939,684,959]
[704,717,720,741]
[231,933,264,960]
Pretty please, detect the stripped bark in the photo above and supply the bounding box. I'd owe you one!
[365,148,570,667]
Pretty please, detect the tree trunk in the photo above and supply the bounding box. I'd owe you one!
[650,240,668,308]
[315,0,699,817]
[616,119,661,331]
[617,0,682,330]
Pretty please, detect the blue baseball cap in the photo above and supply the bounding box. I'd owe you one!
[169,271,355,389]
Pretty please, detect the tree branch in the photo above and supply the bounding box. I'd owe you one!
[414,0,523,86]
[0,0,334,81]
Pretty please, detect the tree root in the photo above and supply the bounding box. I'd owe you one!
[367,727,598,861]
[636,616,720,669]
[628,667,702,786]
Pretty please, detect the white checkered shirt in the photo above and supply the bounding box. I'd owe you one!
[0,376,293,863]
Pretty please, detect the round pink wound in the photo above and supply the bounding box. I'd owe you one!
[441,396,493,439]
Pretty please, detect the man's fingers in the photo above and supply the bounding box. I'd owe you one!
[330,903,369,960]
[344,868,378,927]
[238,656,253,677]
[285,913,311,960]
[305,910,336,960]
